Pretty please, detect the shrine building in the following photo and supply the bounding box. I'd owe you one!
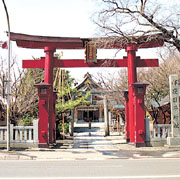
[74,72,104,122]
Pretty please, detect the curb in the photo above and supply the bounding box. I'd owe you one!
[0,150,180,160]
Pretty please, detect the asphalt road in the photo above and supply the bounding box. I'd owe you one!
[0,159,180,180]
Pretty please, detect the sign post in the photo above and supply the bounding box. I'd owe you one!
[169,75,180,136]
[167,74,180,146]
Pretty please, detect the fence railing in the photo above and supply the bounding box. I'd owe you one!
[0,120,38,143]
[152,124,171,140]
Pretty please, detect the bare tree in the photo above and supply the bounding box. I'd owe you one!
[95,54,180,123]
[0,56,43,125]
[94,0,180,52]
[11,68,43,124]
[138,55,180,123]
[95,69,128,105]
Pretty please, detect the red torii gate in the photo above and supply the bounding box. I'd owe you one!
[10,32,164,147]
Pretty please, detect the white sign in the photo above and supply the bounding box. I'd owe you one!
[169,74,180,137]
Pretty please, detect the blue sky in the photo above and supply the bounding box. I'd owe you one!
[0,0,160,82]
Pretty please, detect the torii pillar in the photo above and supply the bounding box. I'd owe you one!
[35,47,56,147]
[126,45,137,143]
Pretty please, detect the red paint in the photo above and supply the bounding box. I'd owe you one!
[52,92,57,144]
[22,59,45,68]
[22,50,158,146]
[131,82,148,147]
[10,32,164,50]
[23,58,159,68]
[16,40,84,49]
[43,47,56,145]
[1,41,7,49]
[126,45,137,143]
[22,48,159,147]
[10,32,164,147]
[35,83,52,148]
[123,90,129,142]
[44,47,55,84]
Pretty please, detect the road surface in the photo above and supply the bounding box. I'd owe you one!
[0,159,180,180]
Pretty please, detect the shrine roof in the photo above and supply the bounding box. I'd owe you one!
[9,32,165,49]
[76,72,102,92]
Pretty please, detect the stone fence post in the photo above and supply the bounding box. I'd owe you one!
[10,124,14,141]
[33,120,39,143]
[104,95,109,136]
[145,118,150,142]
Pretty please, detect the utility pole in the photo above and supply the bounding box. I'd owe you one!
[62,69,65,140]
[2,0,11,151]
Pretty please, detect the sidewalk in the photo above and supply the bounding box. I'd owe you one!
[0,122,180,160]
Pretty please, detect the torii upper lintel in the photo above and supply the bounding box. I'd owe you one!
[10,32,165,49]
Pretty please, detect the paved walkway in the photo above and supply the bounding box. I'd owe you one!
[60,122,124,151]
[0,122,180,160]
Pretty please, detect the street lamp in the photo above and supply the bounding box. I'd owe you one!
[2,0,11,151]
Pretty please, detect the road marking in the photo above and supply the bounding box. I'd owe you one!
[133,154,153,158]
[1,175,180,179]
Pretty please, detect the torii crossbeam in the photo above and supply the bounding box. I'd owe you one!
[22,57,158,68]
[10,32,164,147]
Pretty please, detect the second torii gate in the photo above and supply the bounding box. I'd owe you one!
[10,32,164,147]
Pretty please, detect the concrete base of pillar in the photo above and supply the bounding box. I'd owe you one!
[128,140,146,147]
[127,142,135,146]
[167,137,180,146]
[146,140,167,147]
[38,143,49,148]
[69,122,74,136]
[135,142,146,147]
[99,118,104,122]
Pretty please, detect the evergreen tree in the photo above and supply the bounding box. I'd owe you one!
[55,69,90,137]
